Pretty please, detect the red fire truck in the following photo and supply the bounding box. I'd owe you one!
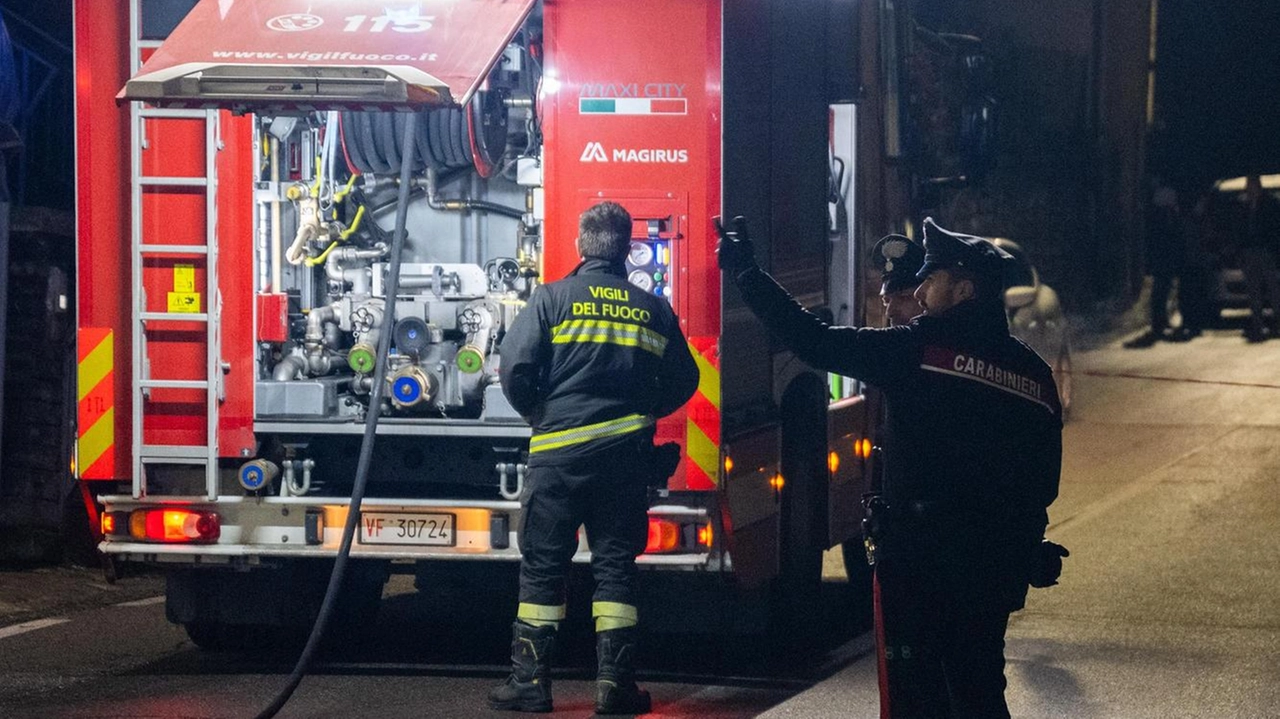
[74,0,907,647]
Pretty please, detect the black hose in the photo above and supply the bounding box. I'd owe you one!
[252,110,418,719]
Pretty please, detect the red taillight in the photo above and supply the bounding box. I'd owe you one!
[645,518,680,553]
[697,522,714,548]
[101,513,116,535]
[130,509,220,543]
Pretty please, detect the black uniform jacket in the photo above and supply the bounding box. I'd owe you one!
[735,266,1062,609]
[499,259,700,465]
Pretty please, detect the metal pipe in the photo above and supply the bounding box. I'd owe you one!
[324,243,387,295]
[304,303,338,375]
[272,353,307,381]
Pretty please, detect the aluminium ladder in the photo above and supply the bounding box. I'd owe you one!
[128,1,223,501]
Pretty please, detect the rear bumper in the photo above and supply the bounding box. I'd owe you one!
[97,494,720,569]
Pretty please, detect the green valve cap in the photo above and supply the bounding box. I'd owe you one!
[348,345,376,373]
[456,346,484,374]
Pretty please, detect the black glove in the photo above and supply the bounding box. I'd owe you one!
[649,442,682,488]
[714,215,758,273]
[1029,540,1069,588]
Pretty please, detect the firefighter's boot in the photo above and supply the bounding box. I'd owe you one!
[488,621,555,712]
[594,627,651,715]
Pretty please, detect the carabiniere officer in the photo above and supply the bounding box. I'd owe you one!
[717,215,1065,718]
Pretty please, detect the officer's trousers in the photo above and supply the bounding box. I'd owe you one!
[875,558,1013,719]
[518,443,650,608]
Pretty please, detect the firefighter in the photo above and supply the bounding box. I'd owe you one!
[490,201,699,714]
[717,215,1065,718]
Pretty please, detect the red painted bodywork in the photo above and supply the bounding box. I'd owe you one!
[123,0,537,107]
[542,0,722,490]
[76,2,258,474]
[75,0,132,481]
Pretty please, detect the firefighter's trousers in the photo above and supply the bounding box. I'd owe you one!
[875,558,1013,719]
[518,441,649,608]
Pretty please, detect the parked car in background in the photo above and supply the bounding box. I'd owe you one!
[992,238,1072,419]
[1206,174,1280,317]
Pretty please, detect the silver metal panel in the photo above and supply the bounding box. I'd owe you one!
[254,380,338,417]
[481,384,524,421]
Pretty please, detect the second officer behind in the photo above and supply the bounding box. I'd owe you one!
[491,201,699,714]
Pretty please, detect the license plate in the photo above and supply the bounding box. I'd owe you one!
[359,512,456,546]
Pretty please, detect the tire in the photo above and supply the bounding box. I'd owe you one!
[183,621,226,651]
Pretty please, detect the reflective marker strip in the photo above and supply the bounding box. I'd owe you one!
[517,603,566,622]
[0,618,70,640]
[529,414,654,454]
[77,329,115,479]
[684,338,720,488]
[550,319,667,357]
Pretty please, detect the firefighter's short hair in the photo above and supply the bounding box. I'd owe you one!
[578,201,632,263]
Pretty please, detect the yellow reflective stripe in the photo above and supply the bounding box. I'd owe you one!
[690,341,720,410]
[78,407,115,472]
[684,418,719,485]
[593,601,638,631]
[550,319,667,357]
[529,413,654,454]
[518,603,566,624]
[78,334,113,402]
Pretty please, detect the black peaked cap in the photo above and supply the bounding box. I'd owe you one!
[870,234,926,292]
[916,217,1012,284]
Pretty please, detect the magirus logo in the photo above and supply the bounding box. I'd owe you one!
[581,142,609,162]
[580,142,689,164]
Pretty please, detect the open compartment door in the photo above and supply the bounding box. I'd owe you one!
[119,0,536,111]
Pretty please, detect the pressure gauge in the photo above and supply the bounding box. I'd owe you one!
[628,269,655,292]
[628,241,654,266]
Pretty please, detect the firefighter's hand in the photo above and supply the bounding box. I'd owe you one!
[1029,540,1069,588]
[715,215,758,274]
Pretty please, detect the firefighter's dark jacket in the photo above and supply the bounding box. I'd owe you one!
[734,265,1062,610]
[500,258,700,465]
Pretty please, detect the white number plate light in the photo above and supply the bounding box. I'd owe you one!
[359,512,456,546]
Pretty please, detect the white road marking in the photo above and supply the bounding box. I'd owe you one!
[113,595,165,608]
[0,618,70,640]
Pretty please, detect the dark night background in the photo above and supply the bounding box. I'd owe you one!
[1152,0,1280,187]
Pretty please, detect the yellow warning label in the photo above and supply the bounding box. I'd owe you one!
[174,264,195,293]
[168,292,202,313]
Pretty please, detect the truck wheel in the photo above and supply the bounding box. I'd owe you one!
[183,621,225,651]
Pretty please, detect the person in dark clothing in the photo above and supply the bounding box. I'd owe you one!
[871,234,927,326]
[1128,182,1187,347]
[717,215,1064,718]
[1239,175,1280,342]
[1175,190,1217,338]
[491,201,699,714]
